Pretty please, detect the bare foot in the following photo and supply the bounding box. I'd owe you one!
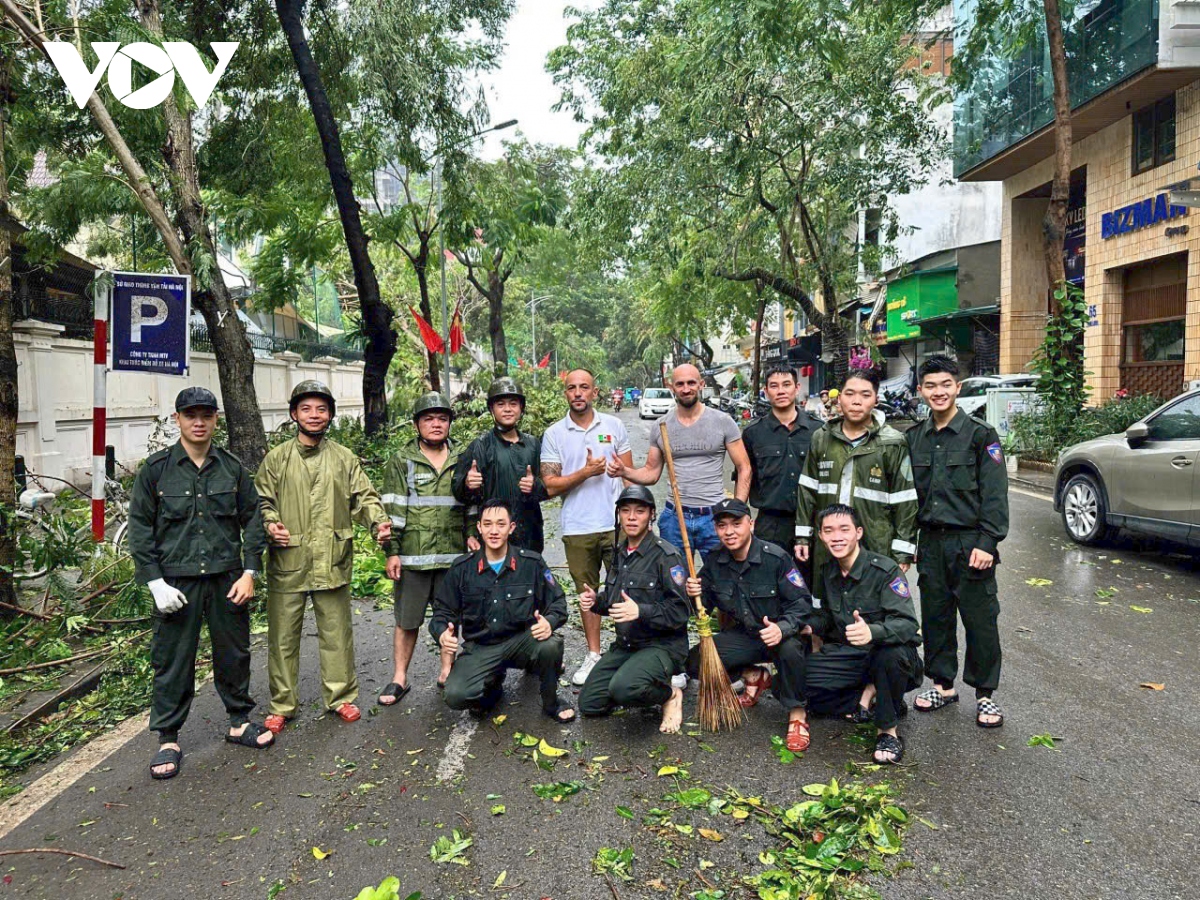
[659,687,683,734]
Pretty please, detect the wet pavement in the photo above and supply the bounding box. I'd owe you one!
[1,409,1197,900]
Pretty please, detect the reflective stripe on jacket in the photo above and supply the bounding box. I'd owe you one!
[381,439,466,570]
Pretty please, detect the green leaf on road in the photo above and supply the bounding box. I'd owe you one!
[532,780,584,802]
[615,805,635,819]
[429,829,472,865]
[1027,733,1059,749]
[1025,578,1053,587]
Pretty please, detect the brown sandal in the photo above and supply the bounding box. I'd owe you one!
[738,667,772,709]
[785,718,811,752]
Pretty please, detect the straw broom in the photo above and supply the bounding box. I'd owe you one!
[659,421,744,732]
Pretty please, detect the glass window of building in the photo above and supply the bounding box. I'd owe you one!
[1132,94,1175,175]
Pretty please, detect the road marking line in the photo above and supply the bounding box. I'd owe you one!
[0,711,149,841]
[435,713,478,783]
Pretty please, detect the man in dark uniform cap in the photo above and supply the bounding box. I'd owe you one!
[684,498,817,752]
[128,387,273,780]
[906,355,1009,728]
[430,499,574,722]
[806,503,922,764]
[578,486,692,734]
[453,377,547,552]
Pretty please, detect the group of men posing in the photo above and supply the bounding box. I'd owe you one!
[129,354,1007,779]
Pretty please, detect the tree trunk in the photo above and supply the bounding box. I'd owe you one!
[0,55,17,615]
[487,270,507,377]
[136,0,266,467]
[751,286,766,398]
[1041,0,1071,295]
[275,0,395,433]
[413,246,442,392]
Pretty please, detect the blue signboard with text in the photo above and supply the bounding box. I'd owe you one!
[111,271,191,375]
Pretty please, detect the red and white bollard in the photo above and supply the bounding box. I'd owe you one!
[92,278,109,542]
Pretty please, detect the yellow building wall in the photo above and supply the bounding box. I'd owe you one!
[1000,80,1200,399]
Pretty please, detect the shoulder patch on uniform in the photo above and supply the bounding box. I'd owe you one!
[785,568,806,590]
[544,568,556,584]
[986,442,1004,464]
[888,576,910,598]
[670,565,686,586]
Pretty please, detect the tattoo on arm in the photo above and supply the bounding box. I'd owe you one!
[540,462,562,479]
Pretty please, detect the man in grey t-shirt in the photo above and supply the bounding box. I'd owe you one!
[610,364,751,560]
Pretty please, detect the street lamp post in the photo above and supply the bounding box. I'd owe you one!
[435,118,518,395]
[527,294,552,385]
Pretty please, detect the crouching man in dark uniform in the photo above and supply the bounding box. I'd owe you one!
[578,487,691,734]
[684,499,816,752]
[807,504,922,765]
[128,388,273,780]
[430,499,575,722]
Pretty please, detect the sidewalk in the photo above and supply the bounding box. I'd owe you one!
[1010,463,1054,496]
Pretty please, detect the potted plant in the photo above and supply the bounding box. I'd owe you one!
[1001,433,1019,475]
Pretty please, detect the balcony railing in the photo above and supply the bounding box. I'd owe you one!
[953,0,1159,175]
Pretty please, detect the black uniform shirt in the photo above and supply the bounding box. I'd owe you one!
[128,441,266,583]
[741,409,822,515]
[595,534,691,657]
[817,549,920,647]
[699,537,814,639]
[452,427,547,550]
[905,409,1010,555]
[430,546,566,645]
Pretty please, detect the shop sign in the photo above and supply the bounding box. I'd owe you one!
[1101,193,1187,239]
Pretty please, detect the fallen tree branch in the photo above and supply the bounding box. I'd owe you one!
[0,647,108,675]
[0,848,125,869]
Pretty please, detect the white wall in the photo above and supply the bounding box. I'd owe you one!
[14,319,366,484]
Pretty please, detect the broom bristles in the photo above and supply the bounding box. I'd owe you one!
[695,632,744,732]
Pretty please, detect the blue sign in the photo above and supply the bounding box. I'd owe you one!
[1101,193,1187,239]
[111,271,191,375]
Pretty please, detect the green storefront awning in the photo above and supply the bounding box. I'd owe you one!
[885,269,959,343]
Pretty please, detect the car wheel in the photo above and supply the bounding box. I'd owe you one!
[1061,473,1111,545]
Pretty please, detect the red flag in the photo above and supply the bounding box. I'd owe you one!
[448,302,466,354]
[409,306,445,354]
[537,351,551,369]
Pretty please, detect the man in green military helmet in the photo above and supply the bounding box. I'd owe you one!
[453,377,547,553]
[378,393,467,705]
[255,381,391,732]
[128,387,272,780]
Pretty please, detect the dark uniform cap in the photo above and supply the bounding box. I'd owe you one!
[413,391,454,421]
[713,498,752,520]
[175,387,219,412]
[289,380,336,414]
[616,485,656,510]
[487,377,525,405]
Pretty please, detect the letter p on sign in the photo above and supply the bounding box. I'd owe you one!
[130,295,168,343]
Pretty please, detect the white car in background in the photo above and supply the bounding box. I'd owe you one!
[954,374,1039,417]
[639,387,675,419]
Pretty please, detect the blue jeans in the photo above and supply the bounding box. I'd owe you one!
[658,506,720,566]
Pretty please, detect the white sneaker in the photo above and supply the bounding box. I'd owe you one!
[671,673,688,691]
[572,651,603,686]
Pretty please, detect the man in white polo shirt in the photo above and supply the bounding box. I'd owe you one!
[541,369,634,685]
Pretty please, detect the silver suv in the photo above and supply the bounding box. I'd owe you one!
[1054,389,1200,547]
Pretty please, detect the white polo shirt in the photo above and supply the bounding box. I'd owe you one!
[540,410,631,536]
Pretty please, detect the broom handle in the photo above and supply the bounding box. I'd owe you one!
[659,422,704,616]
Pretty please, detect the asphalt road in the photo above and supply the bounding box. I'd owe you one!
[1,408,1198,900]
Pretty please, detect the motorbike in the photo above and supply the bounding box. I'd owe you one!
[881,388,922,422]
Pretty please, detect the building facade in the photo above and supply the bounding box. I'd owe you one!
[956,0,1200,399]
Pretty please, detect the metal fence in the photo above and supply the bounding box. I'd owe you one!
[189,324,365,363]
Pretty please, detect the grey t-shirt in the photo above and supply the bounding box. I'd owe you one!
[651,406,743,507]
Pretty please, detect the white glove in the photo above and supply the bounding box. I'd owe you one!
[148,579,188,614]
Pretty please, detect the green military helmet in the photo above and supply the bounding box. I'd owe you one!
[175,386,219,412]
[616,485,656,512]
[412,391,454,422]
[289,380,336,416]
[486,376,525,408]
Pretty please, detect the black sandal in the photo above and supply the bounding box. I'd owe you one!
[150,746,182,779]
[225,722,274,750]
[848,703,874,724]
[542,695,577,723]
[976,697,1004,728]
[873,733,904,764]
[914,688,959,712]
[378,682,411,706]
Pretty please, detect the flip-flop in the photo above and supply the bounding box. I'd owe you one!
[785,718,810,752]
[225,722,275,750]
[976,697,1004,728]
[378,682,411,706]
[542,695,577,723]
[150,746,182,780]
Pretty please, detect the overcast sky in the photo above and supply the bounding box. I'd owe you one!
[475,0,596,160]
